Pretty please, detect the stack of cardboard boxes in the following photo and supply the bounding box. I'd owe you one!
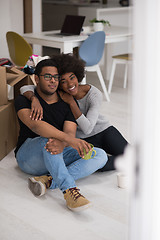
[0,66,35,160]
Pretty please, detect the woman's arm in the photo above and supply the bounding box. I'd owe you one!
[60,86,103,135]
[20,85,43,120]
[20,85,36,95]
[77,86,103,135]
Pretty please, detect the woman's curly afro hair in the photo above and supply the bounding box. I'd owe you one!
[51,53,85,83]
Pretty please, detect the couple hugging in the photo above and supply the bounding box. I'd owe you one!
[15,53,128,212]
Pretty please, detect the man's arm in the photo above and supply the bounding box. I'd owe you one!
[45,120,77,155]
[17,108,91,157]
[63,120,76,138]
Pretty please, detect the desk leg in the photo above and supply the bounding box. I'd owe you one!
[62,43,73,54]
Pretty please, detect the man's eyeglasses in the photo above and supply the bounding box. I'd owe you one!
[39,74,60,82]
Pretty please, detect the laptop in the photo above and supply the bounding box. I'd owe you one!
[45,15,85,37]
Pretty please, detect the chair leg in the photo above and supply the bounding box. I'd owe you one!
[81,74,86,85]
[96,65,110,102]
[108,59,116,94]
[123,63,128,88]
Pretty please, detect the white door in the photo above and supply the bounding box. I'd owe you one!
[129,0,160,239]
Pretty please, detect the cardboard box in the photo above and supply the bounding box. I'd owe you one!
[0,66,36,106]
[0,66,36,160]
[0,67,7,106]
[0,101,19,160]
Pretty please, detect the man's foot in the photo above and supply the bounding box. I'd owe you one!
[63,187,91,212]
[28,175,52,197]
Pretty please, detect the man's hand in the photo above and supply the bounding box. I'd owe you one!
[30,96,43,121]
[67,137,92,158]
[45,137,92,158]
[45,138,65,155]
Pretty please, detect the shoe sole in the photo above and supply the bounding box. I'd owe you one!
[28,177,46,197]
[67,202,92,212]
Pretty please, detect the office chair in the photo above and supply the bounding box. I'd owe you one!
[79,31,110,102]
[6,31,33,67]
[108,53,132,94]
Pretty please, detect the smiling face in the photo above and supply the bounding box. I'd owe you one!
[59,72,79,96]
[35,66,59,96]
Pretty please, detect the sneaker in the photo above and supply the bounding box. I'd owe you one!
[28,175,52,197]
[63,187,91,212]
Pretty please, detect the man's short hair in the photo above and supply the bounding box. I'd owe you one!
[34,58,59,76]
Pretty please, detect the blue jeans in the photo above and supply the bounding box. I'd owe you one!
[16,137,108,192]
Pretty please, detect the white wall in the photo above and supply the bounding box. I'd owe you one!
[0,0,23,58]
[79,6,132,80]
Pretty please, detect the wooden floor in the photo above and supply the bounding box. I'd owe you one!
[0,71,131,240]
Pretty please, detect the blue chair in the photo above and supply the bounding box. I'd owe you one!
[79,31,110,102]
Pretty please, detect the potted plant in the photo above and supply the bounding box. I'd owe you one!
[89,18,111,32]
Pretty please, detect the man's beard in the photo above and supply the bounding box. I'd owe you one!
[39,86,56,96]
